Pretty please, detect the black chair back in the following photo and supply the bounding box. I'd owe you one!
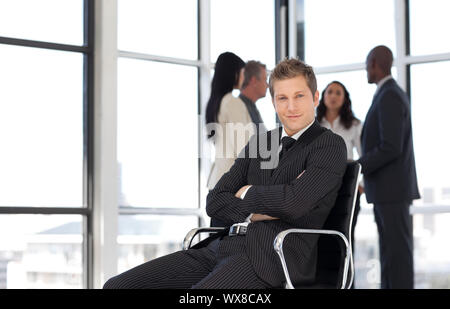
[314,161,360,288]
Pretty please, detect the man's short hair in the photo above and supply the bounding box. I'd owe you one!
[241,60,266,89]
[269,58,317,97]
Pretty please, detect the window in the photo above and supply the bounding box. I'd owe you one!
[117,215,198,272]
[0,0,92,289]
[118,0,198,59]
[303,0,396,67]
[210,0,276,69]
[353,210,380,289]
[0,45,84,207]
[118,59,199,208]
[409,0,450,56]
[0,215,83,288]
[211,0,277,129]
[413,212,450,288]
[0,0,83,45]
[410,61,450,201]
[116,0,202,277]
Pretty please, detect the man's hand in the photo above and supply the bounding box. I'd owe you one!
[250,213,279,222]
[235,185,251,199]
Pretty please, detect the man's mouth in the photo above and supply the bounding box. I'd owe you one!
[287,114,301,119]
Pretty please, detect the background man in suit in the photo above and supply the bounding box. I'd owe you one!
[104,58,347,289]
[358,45,420,289]
[239,60,268,134]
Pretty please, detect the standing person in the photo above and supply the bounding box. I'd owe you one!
[358,45,420,289]
[205,52,246,195]
[316,81,363,287]
[205,54,267,227]
[103,58,347,289]
[239,60,269,134]
[206,57,269,193]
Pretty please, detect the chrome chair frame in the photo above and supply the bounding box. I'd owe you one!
[274,163,361,289]
[182,227,225,250]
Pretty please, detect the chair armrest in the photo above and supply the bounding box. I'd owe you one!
[183,227,226,250]
[273,228,353,289]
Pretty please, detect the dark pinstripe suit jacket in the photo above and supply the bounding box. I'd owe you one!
[206,120,347,287]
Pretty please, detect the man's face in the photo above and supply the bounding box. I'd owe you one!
[256,69,268,99]
[272,75,319,136]
[365,55,376,84]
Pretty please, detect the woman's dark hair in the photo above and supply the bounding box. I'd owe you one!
[316,81,360,129]
[205,52,245,138]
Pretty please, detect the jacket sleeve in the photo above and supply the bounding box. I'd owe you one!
[238,134,347,221]
[358,90,406,175]
[206,139,254,225]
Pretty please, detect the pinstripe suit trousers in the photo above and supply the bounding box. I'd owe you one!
[103,236,269,289]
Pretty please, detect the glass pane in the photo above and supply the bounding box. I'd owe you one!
[117,215,198,273]
[304,0,396,67]
[0,215,83,289]
[211,0,276,69]
[0,45,84,207]
[315,68,398,123]
[0,0,83,45]
[118,59,199,208]
[413,212,450,288]
[353,211,450,289]
[353,209,380,289]
[409,0,450,56]
[410,61,450,205]
[118,0,198,60]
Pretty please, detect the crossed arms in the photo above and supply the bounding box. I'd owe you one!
[235,171,305,222]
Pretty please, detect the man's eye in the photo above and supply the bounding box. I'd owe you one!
[296,94,304,98]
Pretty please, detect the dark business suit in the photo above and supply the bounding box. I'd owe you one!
[358,78,420,289]
[104,121,346,289]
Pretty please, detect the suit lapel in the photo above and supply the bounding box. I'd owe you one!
[270,121,325,182]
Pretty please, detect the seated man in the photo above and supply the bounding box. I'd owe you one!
[103,58,347,289]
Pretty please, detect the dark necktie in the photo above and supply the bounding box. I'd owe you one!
[279,136,296,161]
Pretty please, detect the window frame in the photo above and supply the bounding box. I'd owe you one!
[0,0,94,289]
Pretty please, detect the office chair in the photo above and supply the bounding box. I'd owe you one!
[183,161,361,289]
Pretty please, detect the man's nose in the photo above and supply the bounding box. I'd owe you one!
[287,99,297,112]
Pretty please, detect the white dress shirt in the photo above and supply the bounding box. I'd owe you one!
[374,75,393,97]
[319,116,362,160]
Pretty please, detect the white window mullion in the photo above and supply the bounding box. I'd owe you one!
[93,0,119,288]
[198,0,211,224]
[288,0,297,58]
[394,0,408,91]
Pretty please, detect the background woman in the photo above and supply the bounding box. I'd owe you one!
[205,52,250,226]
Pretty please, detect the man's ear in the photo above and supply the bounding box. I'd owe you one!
[313,90,320,107]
